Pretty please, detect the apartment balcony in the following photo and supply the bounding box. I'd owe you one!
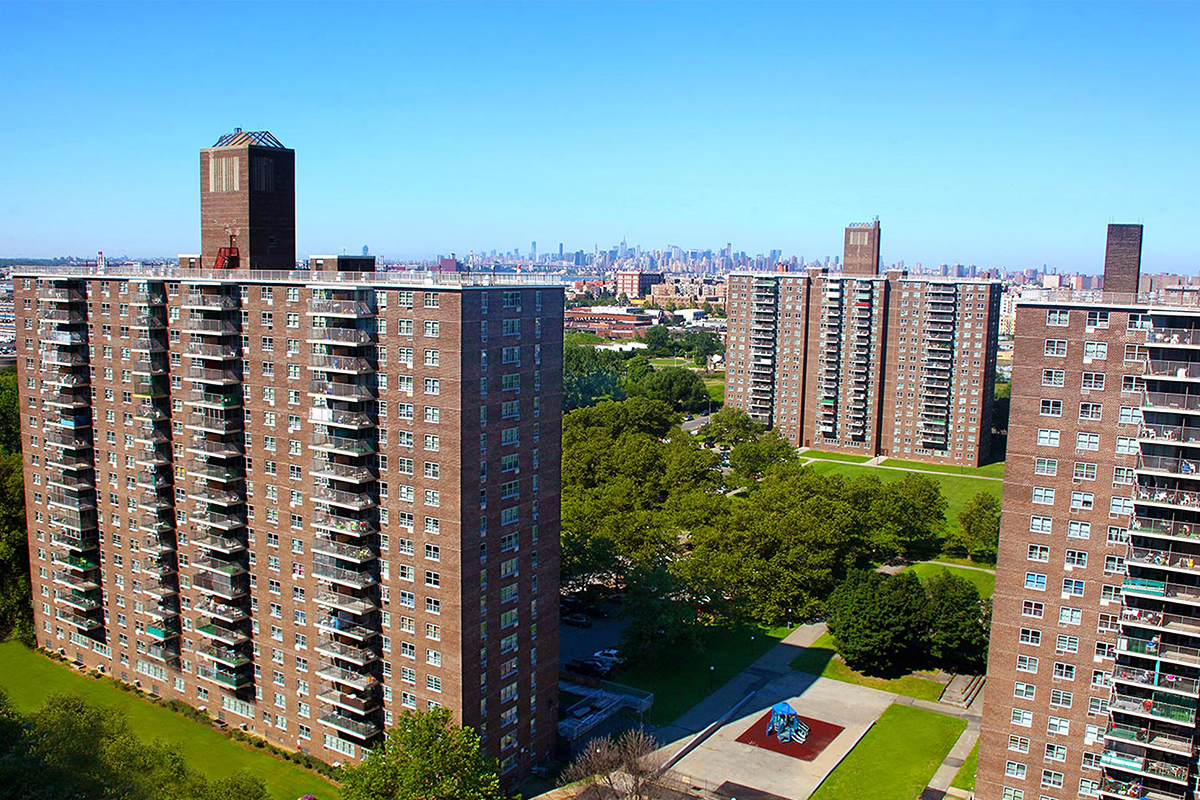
[1139,454,1200,478]
[43,429,91,450]
[181,318,239,336]
[316,615,378,641]
[127,288,166,305]
[40,287,85,303]
[1113,665,1200,698]
[1120,605,1200,637]
[307,327,371,345]
[319,710,380,740]
[312,535,377,562]
[318,686,382,715]
[181,294,239,310]
[141,558,178,580]
[52,550,98,571]
[1119,633,1200,667]
[144,642,180,664]
[1131,516,1200,543]
[135,469,171,491]
[308,354,373,374]
[192,571,248,600]
[47,491,95,511]
[1146,360,1200,380]
[1134,485,1200,512]
[1109,694,1197,726]
[130,353,167,374]
[189,487,243,506]
[1104,722,1194,758]
[191,528,247,553]
[186,413,240,434]
[1100,750,1189,785]
[132,377,168,398]
[135,447,171,469]
[1146,327,1200,347]
[310,434,377,457]
[186,459,244,483]
[194,553,247,577]
[43,412,91,431]
[42,389,89,410]
[1140,423,1200,446]
[197,665,252,690]
[55,607,101,631]
[1128,546,1200,577]
[310,462,375,484]
[50,527,99,552]
[184,341,240,359]
[137,509,174,534]
[129,336,168,353]
[132,404,168,422]
[1144,391,1200,414]
[315,589,376,616]
[197,643,250,668]
[195,618,251,646]
[185,366,240,385]
[52,570,99,593]
[313,558,377,590]
[187,438,242,459]
[40,330,86,346]
[192,508,247,531]
[309,380,375,401]
[307,299,373,317]
[47,472,91,492]
[310,409,373,430]
[129,314,165,330]
[145,621,181,640]
[315,638,379,665]
[55,589,101,612]
[140,575,177,600]
[194,599,248,624]
[316,662,377,692]
[139,534,175,561]
[185,391,241,410]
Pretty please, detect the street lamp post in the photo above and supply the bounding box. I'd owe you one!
[709,665,715,691]
[750,635,756,657]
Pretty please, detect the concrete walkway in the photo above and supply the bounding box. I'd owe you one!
[923,559,996,574]
[795,450,1004,482]
[921,716,980,799]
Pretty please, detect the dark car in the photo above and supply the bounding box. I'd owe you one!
[562,613,593,628]
[566,658,611,678]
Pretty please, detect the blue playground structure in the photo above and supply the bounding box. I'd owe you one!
[766,702,810,744]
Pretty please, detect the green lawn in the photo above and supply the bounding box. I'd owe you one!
[952,740,980,791]
[619,624,790,725]
[799,450,872,463]
[905,562,996,600]
[0,642,339,800]
[805,461,1003,537]
[811,704,965,800]
[880,458,1006,479]
[703,374,725,402]
[648,356,695,368]
[790,633,945,702]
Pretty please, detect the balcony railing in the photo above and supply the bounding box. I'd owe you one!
[197,643,250,667]
[1140,423,1200,444]
[1105,722,1193,756]
[197,666,250,689]
[313,559,377,588]
[310,409,373,429]
[1145,392,1200,413]
[1119,635,1200,666]
[181,318,239,335]
[194,599,248,623]
[186,413,240,433]
[312,513,375,536]
[309,380,374,400]
[192,572,248,599]
[1101,749,1189,782]
[184,342,240,358]
[1128,546,1200,572]
[307,327,371,345]
[1146,360,1200,379]
[316,615,377,640]
[185,367,239,384]
[1139,455,1200,476]
[313,485,375,509]
[315,590,376,615]
[309,354,373,372]
[49,510,96,531]
[315,638,378,663]
[1135,486,1200,509]
[182,294,239,309]
[316,662,377,691]
[185,391,241,409]
[319,710,380,739]
[307,299,372,316]
[310,434,376,455]
[192,532,246,553]
[1109,694,1197,725]
[1113,665,1200,696]
[311,462,375,483]
[318,686,381,714]
[192,509,247,529]
[1101,777,1185,800]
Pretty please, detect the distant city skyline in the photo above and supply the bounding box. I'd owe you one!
[1,1,1197,271]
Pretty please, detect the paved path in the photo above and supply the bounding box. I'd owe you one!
[924,559,996,574]
[796,449,1004,482]
[921,716,980,799]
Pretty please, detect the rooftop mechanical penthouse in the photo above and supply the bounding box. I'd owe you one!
[14,131,564,781]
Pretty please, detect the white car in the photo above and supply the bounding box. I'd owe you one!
[593,648,625,665]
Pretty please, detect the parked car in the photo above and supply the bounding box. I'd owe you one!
[562,613,593,628]
[582,605,611,619]
[565,658,609,678]
[593,648,626,665]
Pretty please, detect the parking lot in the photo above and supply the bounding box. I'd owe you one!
[558,599,627,667]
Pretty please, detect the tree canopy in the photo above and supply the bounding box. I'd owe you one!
[340,707,502,800]
[949,491,1002,562]
[0,368,29,644]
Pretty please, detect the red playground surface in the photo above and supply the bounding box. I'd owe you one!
[734,710,845,761]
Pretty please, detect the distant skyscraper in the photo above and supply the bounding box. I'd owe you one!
[558,243,564,260]
[531,241,537,262]
[842,219,881,277]
[1103,223,1144,294]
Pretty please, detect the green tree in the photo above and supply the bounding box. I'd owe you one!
[728,429,796,479]
[638,325,673,357]
[341,707,502,800]
[619,565,705,663]
[827,570,929,676]
[0,453,31,644]
[951,491,1002,562]
[0,369,19,455]
[924,569,990,671]
[629,367,710,412]
[698,406,763,446]
[864,473,947,561]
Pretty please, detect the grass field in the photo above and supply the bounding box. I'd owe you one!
[620,624,790,725]
[880,458,1006,479]
[952,740,980,791]
[799,450,872,463]
[810,704,965,800]
[805,460,1003,536]
[905,562,996,599]
[790,633,945,702]
[703,374,725,402]
[0,642,339,800]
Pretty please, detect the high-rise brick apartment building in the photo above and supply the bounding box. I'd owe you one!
[16,132,563,780]
[978,224,1200,800]
[723,221,1001,467]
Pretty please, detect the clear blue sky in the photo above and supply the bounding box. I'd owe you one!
[1,1,1197,271]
